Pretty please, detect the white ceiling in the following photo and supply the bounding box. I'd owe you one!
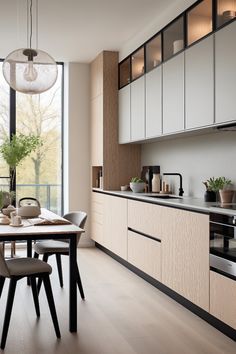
[0,0,175,63]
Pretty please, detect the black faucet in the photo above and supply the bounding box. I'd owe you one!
[163,173,184,196]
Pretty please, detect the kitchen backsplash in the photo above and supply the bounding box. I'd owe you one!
[141,131,236,198]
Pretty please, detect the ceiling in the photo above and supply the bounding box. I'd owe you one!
[0,0,175,63]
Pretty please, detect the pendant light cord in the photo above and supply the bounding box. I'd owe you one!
[29,0,33,49]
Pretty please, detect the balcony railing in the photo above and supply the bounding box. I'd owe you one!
[0,183,62,215]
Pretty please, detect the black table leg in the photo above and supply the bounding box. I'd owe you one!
[27,240,32,286]
[69,235,77,332]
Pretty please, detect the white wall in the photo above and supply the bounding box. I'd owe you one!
[141,131,236,198]
[64,63,93,247]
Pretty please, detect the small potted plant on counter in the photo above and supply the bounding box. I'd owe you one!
[203,177,233,203]
[130,177,146,193]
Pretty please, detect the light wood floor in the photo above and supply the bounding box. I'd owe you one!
[0,247,235,354]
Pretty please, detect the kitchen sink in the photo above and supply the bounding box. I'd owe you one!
[144,195,182,200]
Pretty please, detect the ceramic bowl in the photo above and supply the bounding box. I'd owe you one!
[130,182,145,193]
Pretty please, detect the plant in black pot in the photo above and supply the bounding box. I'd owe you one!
[203,179,217,202]
[203,177,233,203]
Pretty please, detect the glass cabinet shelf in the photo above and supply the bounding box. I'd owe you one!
[146,33,162,73]
[131,47,145,81]
[163,16,184,61]
[216,0,236,28]
[119,58,131,88]
[187,0,212,46]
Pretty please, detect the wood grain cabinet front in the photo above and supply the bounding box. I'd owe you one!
[128,200,163,240]
[128,230,161,281]
[210,271,236,330]
[161,207,209,311]
[91,192,104,245]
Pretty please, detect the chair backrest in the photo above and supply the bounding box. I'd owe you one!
[0,249,10,278]
[62,211,87,245]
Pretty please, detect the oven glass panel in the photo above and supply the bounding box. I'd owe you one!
[210,222,236,262]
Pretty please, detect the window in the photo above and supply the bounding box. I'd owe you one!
[0,61,63,215]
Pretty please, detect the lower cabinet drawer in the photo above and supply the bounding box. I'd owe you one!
[210,270,236,329]
[128,230,161,281]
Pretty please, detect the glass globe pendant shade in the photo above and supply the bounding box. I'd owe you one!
[2,48,58,95]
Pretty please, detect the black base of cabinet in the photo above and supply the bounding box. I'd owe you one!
[95,242,236,342]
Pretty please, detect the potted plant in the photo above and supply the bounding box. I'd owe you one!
[203,177,233,203]
[130,177,146,193]
[0,134,42,192]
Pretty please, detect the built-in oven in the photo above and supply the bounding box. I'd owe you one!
[210,211,236,280]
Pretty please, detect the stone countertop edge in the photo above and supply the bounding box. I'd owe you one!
[92,188,236,216]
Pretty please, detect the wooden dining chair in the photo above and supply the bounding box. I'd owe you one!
[34,211,87,299]
[0,249,61,349]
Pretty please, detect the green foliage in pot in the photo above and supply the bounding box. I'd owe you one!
[130,177,144,183]
[0,134,42,191]
[204,177,232,192]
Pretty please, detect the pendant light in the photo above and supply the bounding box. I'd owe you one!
[2,0,58,95]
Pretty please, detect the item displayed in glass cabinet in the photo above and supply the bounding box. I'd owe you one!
[146,33,162,72]
[119,57,131,88]
[216,0,236,28]
[187,0,212,46]
[131,47,145,81]
[163,16,184,61]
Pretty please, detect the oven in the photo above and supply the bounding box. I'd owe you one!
[210,212,236,280]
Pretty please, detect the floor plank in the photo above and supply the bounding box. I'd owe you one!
[0,247,235,353]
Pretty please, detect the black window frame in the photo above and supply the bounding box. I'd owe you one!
[0,59,64,215]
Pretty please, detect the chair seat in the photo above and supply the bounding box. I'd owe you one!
[34,240,69,254]
[6,258,52,277]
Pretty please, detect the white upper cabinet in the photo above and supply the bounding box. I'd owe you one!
[119,85,131,144]
[215,21,236,124]
[163,53,185,134]
[185,35,214,129]
[145,66,162,138]
[131,76,145,141]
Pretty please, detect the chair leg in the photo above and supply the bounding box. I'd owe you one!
[1,279,17,350]
[0,276,5,298]
[37,254,49,294]
[42,275,61,338]
[55,254,63,288]
[10,241,16,258]
[30,277,40,317]
[76,263,85,300]
[34,252,39,259]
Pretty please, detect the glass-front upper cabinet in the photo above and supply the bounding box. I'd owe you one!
[163,16,184,61]
[187,0,213,46]
[131,47,145,81]
[216,0,236,28]
[119,57,131,89]
[145,33,162,73]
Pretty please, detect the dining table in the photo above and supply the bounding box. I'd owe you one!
[0,208,84,332]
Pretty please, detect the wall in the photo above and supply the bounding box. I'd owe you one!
[64,63,93,246]
[141,131,236,198]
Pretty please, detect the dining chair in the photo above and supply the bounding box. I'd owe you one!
[0,249,61,349]
[33,211,87,299]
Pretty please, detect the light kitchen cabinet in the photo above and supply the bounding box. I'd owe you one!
[215,21,236,124]
[128,200,163,240]
[91,192,128,260]
[104,195,128,259]
[162,207,209,311]
[119,85,131,144]
[145,65,162,138]
[210,270,236,329]
[128,230,161,281]
[185,35,214,129]
[131,76,145,141]
[90,51,140,190]
[163,53,184,134]
[91,192,104,245]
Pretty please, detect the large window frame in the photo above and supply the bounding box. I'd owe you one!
[0,59,64,215]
